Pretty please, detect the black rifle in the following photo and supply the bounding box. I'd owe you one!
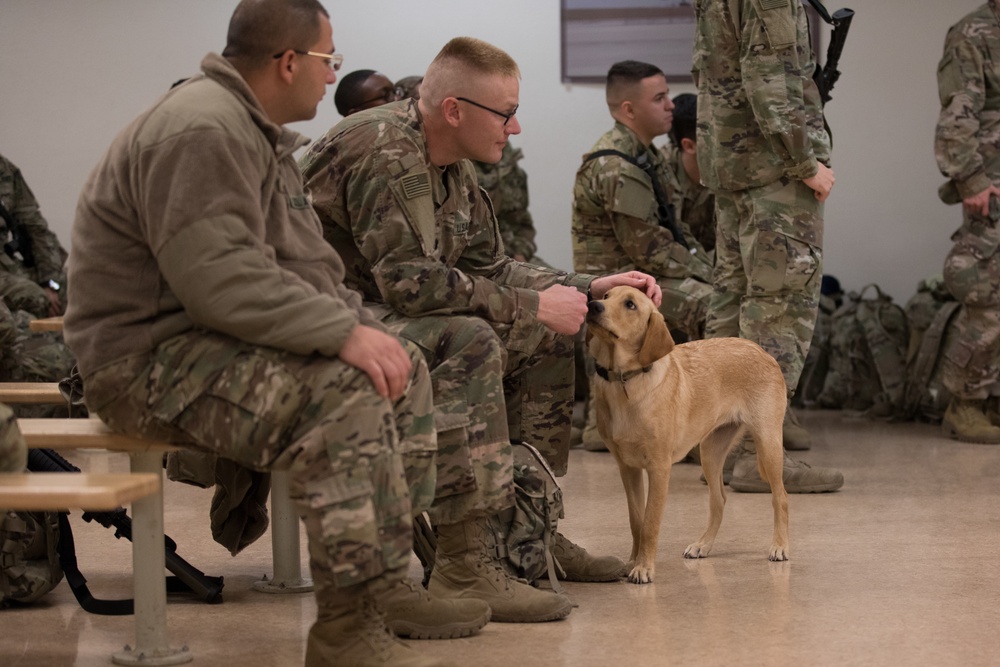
[0,199,36,268]
[27,448,224,614]
[806,0,855,105]
[583,149,689,249]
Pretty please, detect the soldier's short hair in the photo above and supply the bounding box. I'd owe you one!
[395,76,424,100]
[606,60,664,109]
[668,93,697,146]
[223,0,329,70]
[421,37,520,113]
[334,69,378,116]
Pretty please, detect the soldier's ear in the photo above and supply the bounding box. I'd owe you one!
[620,100,635,119]
[681,137,697,155]
[441,97,461,127]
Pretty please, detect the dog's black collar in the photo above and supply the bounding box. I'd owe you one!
[594,362,652,383]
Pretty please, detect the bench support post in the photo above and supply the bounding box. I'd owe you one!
[252,470,313,594]
[112,451,192,666]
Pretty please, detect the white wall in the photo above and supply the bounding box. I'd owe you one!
[0,0,983,303]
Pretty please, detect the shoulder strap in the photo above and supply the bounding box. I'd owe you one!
[581,149,687,248]
[856,295,907,407]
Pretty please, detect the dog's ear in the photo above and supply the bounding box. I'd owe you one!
[637,310,675,367]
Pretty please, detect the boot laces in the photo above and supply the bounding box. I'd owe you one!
[359,593,398,660]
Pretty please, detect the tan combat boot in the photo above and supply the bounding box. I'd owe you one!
[581,385,608,452]
[942,398,1000,444]
[306,580,456,667]
[729,440,844,494]
[783,407,812,450]
[377,574,490,639]
[551,532,625,582]
[427,517,573,623]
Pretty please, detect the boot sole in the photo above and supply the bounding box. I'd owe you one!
[729,479,843,494]
[490,600,573,623]
[389,608,491,640]
[942,423,1000,445]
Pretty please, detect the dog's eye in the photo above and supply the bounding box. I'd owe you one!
[625,300,636,310]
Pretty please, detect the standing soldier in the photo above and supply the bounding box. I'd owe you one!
[694,0,843,492]
[936,1,1000,443]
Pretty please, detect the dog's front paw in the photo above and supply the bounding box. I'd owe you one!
[768,544,790,562]
[627,564,654,584]
[683,542,712,559]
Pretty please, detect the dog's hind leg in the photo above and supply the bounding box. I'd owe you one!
[750,423,790,561]
[686,423,742,559]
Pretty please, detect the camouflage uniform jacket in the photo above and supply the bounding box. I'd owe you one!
[301,99,593,350]
[936,2,1000,203]
[664,145,716,254]
[693,0,830,192]
[572,122,713,282]
[473,143,538,261]
[66,53,382,380]
[0,154,67,317]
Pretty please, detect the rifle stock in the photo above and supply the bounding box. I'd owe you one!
[26,447,224,604]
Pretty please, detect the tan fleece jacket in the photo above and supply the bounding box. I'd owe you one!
[66,54,377,377]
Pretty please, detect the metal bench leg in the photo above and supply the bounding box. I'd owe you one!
[252,469,313,594]
[112,451,192,665]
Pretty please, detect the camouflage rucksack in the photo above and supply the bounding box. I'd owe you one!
[793,291,841,408]
[899,276,959,422]
[817,284,909,417]
[489,442,564,587]
[0,510,63,606]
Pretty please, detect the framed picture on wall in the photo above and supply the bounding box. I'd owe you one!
[560,0,697,84]
[560,0,824,85]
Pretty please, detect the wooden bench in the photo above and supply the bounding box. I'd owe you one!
[0,471,160,510]
[28,315,64,333]
[17,418,192,666]
[0,382,66,404]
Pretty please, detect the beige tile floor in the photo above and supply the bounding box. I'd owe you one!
[3,408,1000,667]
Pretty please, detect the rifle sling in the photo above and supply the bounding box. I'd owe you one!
[583,149,688,248]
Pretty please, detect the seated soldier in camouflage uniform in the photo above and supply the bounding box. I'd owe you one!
[64,2,476,665]
[333,69,402,117]
[0,403,26,474]
[302,37,662,624]
[572,61,714,451]
[664,93,715,257]
[0,153,74,388]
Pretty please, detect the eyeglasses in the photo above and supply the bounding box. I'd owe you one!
[354,86,406,109]
[456,97,518,126]
[272,49,343,71]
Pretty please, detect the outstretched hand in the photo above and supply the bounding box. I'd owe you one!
[338,324,412,401]
[590,272,662,307]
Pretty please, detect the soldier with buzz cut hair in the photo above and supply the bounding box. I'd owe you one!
[572,60,714,452]
[63,1,467,664]
[333,69,401,117]
[936,1,1000,444]
[302,36,664,625]
[694,0,843,493]
[665,92,715,255]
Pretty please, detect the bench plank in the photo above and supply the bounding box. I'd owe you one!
[0,472,161,510]
[28,316,64,332]
[0,382,65,404]
[18,418,178,453]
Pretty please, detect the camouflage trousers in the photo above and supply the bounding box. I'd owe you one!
[657,275,713,341]
[941,205,1000,399]
[705,179,823,396]
[0,303,74,383]
[83,329,437,590]
[0,403,26,473]
[386,313,575,526]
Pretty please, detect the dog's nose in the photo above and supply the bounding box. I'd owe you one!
[587,300,604,316]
